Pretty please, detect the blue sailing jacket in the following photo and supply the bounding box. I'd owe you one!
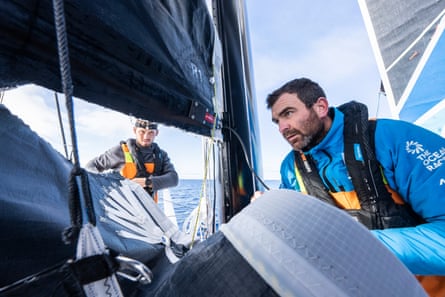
[279,107,445,275]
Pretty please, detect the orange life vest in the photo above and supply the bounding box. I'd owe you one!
[120,142,158,202]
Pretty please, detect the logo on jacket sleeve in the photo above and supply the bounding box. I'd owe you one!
[406,140,424,154]
[406,140,445,172]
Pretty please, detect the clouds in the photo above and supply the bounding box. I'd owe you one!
[3,85,62,149]
[3,85,133,164]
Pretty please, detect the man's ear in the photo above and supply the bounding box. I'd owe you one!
[314,97,329,117]
[155,130,159,136]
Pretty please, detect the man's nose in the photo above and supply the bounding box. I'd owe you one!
[278,120,289,134]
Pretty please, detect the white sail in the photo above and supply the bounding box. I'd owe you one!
[358,0,445,134]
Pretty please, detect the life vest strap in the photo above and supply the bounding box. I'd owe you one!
[294,151,336,206]
[120,142,137,179]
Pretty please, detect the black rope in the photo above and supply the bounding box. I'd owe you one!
[52,0,96,231]
[54,92,70,159]
[223,126,270,191]
[52,0,79,170]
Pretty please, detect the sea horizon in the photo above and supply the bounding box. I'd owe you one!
[159,179,281,230]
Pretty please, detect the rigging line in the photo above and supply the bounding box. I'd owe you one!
[53,0,96,226]
[53,92,69,159]
[52,0,79,169]
[191,119,219,246]
[375,89,384,118]
[207,113,220,233]
[223,126,270,191]
[211,142,217,234]
[371,81,384,118]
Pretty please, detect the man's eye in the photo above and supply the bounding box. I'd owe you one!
[284,110,293,117]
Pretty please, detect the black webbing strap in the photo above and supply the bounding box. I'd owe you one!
[294,151,336,206]
[68,253,119,285]
[339,101,380,208]
[63,168,96,244]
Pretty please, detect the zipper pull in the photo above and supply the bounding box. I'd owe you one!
[300,153,312,173]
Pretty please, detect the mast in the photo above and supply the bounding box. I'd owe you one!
[212,0,264,222]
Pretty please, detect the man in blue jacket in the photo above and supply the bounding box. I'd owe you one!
[266,77,445,277]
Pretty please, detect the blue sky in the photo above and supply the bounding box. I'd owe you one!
[2,0,390,181]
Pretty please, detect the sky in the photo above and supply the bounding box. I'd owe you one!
[1,0,391,181]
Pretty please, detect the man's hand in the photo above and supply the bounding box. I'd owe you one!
[250,191,264,202]
[132,177,154,196]
[132,177,146,188]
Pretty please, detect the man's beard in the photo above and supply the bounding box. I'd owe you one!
[301,123,324,151]
[283,115,325,151]
[284,128,323,151]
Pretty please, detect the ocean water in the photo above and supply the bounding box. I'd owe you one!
[158,179,280,230]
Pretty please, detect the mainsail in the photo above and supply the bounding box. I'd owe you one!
[358,0,445,135]
[0,0,216,136]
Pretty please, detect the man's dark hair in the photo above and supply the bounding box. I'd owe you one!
[266,78,326,109]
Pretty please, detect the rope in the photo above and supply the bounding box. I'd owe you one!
[52,0,79,170]
[52,0,96,236]
[190,115,219,246]
[211,142,217,234]
[223,126,270,191]
[54,92,70,159]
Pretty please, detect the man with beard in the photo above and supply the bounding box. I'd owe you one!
[86,118,178,202]
[263,77,445,294]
